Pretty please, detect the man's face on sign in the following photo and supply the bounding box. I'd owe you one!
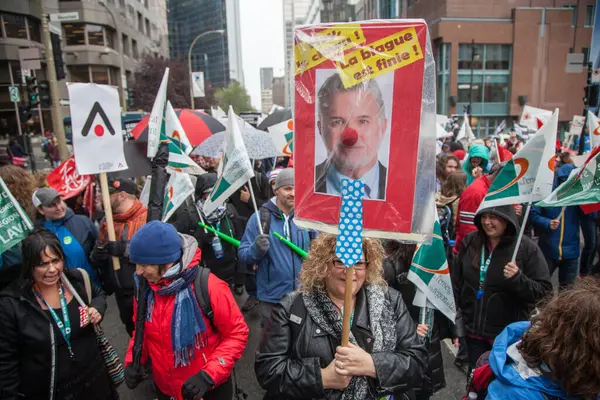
[319,90,387,174]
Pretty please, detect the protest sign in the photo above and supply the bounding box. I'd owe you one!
[519,105,552,132]
[0,177,34,254]
[268,119,294,156]
[293,20,435,242]
[570,114,585,137]
[67,83,127,175]
[46,156,91,200]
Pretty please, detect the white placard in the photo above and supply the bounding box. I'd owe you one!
[192,71,205,97]
[67,83,128,175]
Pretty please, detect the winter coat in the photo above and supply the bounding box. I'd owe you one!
[0,268,107,400]
[36,208,99,284]
[453,205,552,339]
[487,321,575,400]
[255,286,428,400]
[0,245,22,291]
[238,199,312,303]
[462,144,490,186]
[229,173,270,220]
[453,175,492,254]
[125,234,249,400]
[530,164,597,261]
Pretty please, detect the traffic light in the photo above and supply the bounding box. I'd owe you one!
[19,104,31,122]
[39,80,50,106]
[26,76,39,108]
[126,88,134,107]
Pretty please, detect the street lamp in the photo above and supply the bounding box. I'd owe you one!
[188,29,225,109]
[468,39,479,132]
[99,1,127,111]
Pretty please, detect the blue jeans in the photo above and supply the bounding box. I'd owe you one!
[546,256,579,289]
[580,218,597,276]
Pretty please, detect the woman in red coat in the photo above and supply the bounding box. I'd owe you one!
[123,221,249,400]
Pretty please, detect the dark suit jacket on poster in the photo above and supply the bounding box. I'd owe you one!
[314,161,387,200]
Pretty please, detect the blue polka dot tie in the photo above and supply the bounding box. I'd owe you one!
[336,179,364,267]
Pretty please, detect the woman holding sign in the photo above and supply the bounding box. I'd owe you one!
[255,234,426,400]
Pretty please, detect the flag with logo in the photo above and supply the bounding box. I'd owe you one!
[456,113,475,145]
[478,109,558,210]
[0,177,34,254]
[268,119,294,156]
[164,101,205,175]
[519,105,552,132]
[203,106,254,215]
[494,120,507,135]
[588,110,600,149]
[162,172,194,222]
[147,68,169,158]
[407,215,456,322]
[47,156,92,200]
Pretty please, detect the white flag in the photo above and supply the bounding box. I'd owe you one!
[147,68,169,158]
[162,172,194,222]
[203,106,255,215]
[67,83,128,175]
[519,105,552,132]
[588,110,600,149]
[456,112,475,144]
[211,106,227,120]
[165,101,205,175]
[267,119,294,156]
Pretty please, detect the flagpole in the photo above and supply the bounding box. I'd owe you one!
[247,180,264,235]
[192,194,209,234]
[341,266,355,347]
[511,201,532,263]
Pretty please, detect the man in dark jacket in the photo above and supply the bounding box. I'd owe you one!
[33,187,99,284]
[453,204,552,369]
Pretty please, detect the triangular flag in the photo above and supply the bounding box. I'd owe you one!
[268,119,294,156]
[479,109,559,210]
[162,172,194,222]
[164,101,205,175]
[203,106,255,215]
[211,106,227,120]
[456,112,475,144]
[0,177,34,254]
[407,213,456,323]
[147,68,169,158]
[494,120,506,135]
[588,110,600,149]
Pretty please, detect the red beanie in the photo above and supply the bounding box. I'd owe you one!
[453,149,465,160]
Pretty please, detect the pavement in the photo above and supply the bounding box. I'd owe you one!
[104,289,467,400]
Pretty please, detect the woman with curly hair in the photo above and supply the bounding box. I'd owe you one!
[255,233,427,400]
[487,276,600,399]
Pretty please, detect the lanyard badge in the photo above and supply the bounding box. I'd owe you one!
[477,245,493,300]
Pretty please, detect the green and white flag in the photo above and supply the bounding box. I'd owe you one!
[407,216,456,322]
[588,110,600,149]
[478,109,558,210]
[0,177,34,254]
[203,106,254,215]
[267,119,294,156]
[162,172,195,222]
[164,101,205,175]
[147,68,169,158]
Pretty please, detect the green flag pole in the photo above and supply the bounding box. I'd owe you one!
[273,232,308,258]
[197,222,241,247]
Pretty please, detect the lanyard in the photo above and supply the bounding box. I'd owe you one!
[35,284,74,359]
[213,216,233,237]
[477,245,493,300]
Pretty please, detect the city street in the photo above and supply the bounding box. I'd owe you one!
[106,289,467,400]
[0,136,52,172]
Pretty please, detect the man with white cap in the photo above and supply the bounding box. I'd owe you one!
[33,187,99,284]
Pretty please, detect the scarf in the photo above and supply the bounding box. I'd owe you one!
[100,199,147,243]
[302,285,396,400]
[196,199,227,225]
[140,264,207,368]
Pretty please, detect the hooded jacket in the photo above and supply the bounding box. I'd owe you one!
[452,205,552,339]
[487,321,576,400]
[238,199,311,303]
[453,175,492,254]
[530,163,597,261]
[125,234,248,400]
[462,144,490,186]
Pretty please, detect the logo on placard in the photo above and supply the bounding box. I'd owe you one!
[81,102,116,137]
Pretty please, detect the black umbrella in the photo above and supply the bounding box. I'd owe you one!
[257,108,292,131]
[107,141,152,179]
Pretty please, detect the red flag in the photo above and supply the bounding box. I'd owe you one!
[495,139,512,162]
[46,156,92,200]
[581,203,600,214]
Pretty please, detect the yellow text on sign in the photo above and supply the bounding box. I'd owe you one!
[294,25,366,75]
[334,27,423,88]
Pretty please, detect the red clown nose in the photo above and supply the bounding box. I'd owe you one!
[341,127,358,147]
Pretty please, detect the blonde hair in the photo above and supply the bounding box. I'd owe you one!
[299,233,386,294]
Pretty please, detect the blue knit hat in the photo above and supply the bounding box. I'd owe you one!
[129,221,182,265]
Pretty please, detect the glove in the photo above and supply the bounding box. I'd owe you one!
[254,234,270,254]
[181,371,214,400]
[124,364,146,390]
[106,240,127,257]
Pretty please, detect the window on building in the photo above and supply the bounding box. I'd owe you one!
[122,34,130,56]
[128,5,135,22]
[105,27,115,49]
[0,62,10,84]
[484,45,511,70]
[2,13,28,39]
[144,0,149,8]
[119,0,125,7]
[106,0,115,4]
[64,23,86,45]
[91,66,109,84]
[109,67,119,86]
[436,42,451,115]
[458,43,484,70]
[86,24,104,46]
[69,66,90,82]
[586,5,595,27]
[137,12,143,32]
[145,18,151,36]
[132,39,139,59]
[583,47,590,65]
[28,18,41,42]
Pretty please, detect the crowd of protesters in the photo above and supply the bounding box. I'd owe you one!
[1,129,600,400]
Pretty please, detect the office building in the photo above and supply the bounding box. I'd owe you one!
[261,89,273,114]
[0,0,168,137]
[356,0,595,136]
[272,75,286,106]
[260,67,273,91]
[226,0,244,85]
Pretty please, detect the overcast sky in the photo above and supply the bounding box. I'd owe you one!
[240,0,286,111]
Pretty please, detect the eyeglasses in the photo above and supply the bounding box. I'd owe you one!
[332,259,369,271]
[36,258,62,269]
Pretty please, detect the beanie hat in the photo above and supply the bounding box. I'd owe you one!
[267,168,283,184]
[274,168,294,191]
[453,149,465,161]
[129,221,182,265]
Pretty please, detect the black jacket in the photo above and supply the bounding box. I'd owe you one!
[255,286,427,400]
[452,204,552,339]
[0,268,107,400]
[229,173,270,220]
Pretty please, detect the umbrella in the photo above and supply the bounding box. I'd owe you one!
[257,108,292,131]
[192,129,280,159]
[107,141,152,178]
[131,109,224,145]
